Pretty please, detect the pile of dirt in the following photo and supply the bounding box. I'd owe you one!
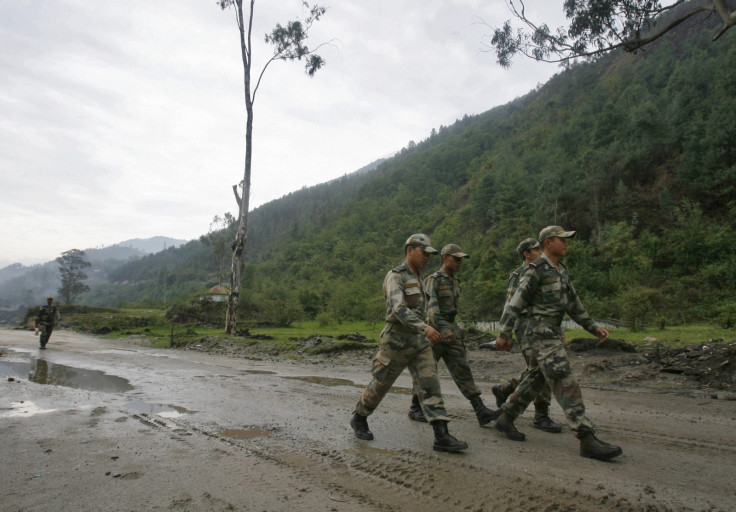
[568,337,637,352]
[643,340,736,392]
[298,333,377,355]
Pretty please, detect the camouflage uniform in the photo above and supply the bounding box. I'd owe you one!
[497,253,599,433]
[423,267,481,400]
[36,301,60,348]
[506,263,553,412]
[355,262,450,423]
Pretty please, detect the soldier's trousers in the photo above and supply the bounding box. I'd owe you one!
[39,325,53,346]
[502,334,595,432]
[513,324,552,413]
[425,340,480,401]
[356,328,450,422]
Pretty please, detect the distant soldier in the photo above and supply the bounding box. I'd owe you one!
[35,296,60,350]
[493,226,622,461]
[407,243,495,426]
[491,238,562,433]
[351,234,468,452]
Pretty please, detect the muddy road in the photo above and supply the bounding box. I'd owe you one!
[1,327,735,512]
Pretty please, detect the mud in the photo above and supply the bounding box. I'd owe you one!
[1,327,736,512]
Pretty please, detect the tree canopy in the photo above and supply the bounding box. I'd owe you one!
[56,249,91,304]
[481,0,736,67]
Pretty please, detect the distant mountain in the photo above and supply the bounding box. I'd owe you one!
[116,236,188,254]
[0,236,188,308]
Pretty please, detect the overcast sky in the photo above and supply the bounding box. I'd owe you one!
[0,0,566,267]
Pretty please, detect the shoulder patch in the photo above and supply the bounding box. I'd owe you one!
[530,257,546,268]
[405,282,420,288]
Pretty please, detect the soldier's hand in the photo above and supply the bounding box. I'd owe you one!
[442,330,456,343]
[595,327,610,343]
[425,327,443,344]
[495,336,513,351]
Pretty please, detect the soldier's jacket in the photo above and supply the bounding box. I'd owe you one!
[424,267,460,335]
[498,253,598,341]
[383,263,431,336]
[36,305,60,327]
[506,263,531,337]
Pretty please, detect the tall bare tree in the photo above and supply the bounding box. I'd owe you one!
[218,0,328,334]
[479,0,736,67]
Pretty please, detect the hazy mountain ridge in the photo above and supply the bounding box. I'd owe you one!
[0,236,189,307]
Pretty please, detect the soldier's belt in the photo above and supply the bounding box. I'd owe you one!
[532,315,562,327]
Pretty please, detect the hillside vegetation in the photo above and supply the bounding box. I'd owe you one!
[62,14,736,330]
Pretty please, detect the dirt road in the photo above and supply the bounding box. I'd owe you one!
[1,327,735,512]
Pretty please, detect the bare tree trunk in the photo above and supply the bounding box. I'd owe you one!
[225,0,254,335]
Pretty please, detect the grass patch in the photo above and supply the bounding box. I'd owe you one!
[566,324,735,349]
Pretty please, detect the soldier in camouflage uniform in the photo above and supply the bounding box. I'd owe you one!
[493,226,622,461]
[351,234,468,452]
[406,243,496,426]
[35,296,60,350]
[491,238,562,433]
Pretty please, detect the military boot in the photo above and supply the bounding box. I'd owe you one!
[408,394,428,423]
[491,380,516,408]
[431,420,468,452]
[350,412,374,441]
[532,404,562,433]
[577,430,622,461]
[470,396,500,426]
[494,410,526,441]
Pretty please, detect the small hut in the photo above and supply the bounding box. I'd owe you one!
[200,284,230,302]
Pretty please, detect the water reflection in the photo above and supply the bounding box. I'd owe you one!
[0,352,133,393]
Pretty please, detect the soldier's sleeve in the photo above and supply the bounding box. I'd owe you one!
[386,272,431,334]
[498,269,537,341]
[565,281,598,335]
[424,275,452,334]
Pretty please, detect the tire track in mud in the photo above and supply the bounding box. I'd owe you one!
[118,410,713,512]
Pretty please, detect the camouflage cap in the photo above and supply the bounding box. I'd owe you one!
[441,243,469,258]
[46,296,54,300]
[539,225,576,243]
[404,233,439,253]
[516,238,540,255]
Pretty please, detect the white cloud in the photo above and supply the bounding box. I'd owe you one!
[0,0,567,266]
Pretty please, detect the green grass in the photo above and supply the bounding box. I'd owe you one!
[566,324,735,349]
[55,307,734,352]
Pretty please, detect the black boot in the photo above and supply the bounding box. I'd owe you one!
[532,404,562,433]
[494,410,525,441]
[432,420,468,452]
[408,394,428,423]
[470,396,500,426]
[350,412,374,441]
[491,380,516,408]
[577,430,622,461]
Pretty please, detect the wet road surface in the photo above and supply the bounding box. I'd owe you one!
[2,328,736,511]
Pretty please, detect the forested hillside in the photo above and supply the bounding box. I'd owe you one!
[77,11,736,329]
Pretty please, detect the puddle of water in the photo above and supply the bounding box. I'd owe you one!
[282,375,411,394]
[124,399,193,418]
[0,353,133,393]
[218,428,271,440]
[0,401,58,418]
[242,370,277,375]
[284,375,359,387]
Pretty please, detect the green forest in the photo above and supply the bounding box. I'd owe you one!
[74,14,736,330]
